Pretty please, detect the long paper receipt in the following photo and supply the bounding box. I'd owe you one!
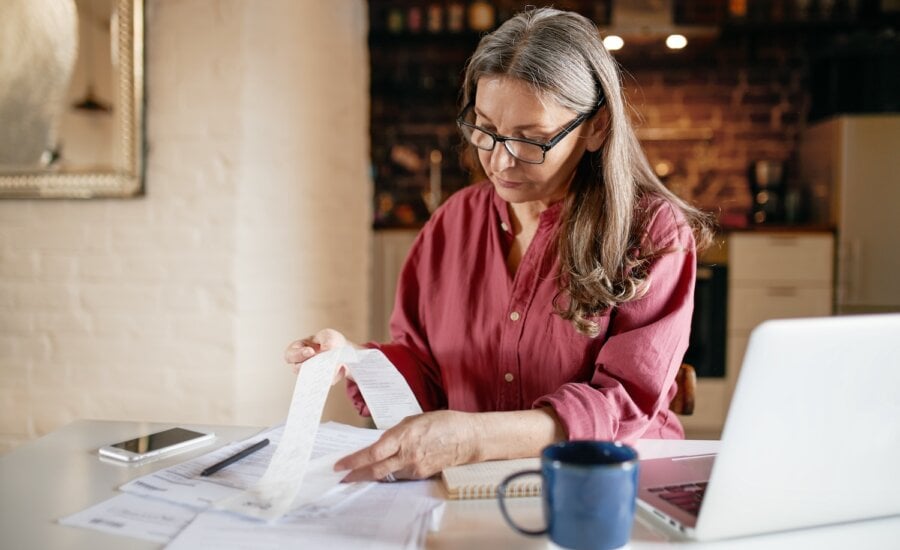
[217,346,422,521]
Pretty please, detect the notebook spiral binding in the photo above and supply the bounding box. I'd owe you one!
[458,482,542,499]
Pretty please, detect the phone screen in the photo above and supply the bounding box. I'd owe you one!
[111,427,208,453]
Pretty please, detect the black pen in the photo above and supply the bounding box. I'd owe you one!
[200,438,270,477]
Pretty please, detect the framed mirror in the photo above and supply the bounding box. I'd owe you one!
[0,0,144,199]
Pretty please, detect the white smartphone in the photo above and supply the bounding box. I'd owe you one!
[98,427,215,462]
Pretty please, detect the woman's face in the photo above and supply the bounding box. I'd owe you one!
[473,76,599,207]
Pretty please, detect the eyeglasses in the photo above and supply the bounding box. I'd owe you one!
[456,97,605,165]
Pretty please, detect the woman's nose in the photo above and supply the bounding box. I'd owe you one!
[489,141,516,172]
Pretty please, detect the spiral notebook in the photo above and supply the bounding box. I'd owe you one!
[441,458,541,500]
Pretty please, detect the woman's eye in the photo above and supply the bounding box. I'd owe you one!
[518,133,549,143]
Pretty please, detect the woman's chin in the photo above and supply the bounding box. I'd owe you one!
[491,179,532,202]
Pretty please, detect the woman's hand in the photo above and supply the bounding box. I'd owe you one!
[284,328,353,383]
[334,410,482,482]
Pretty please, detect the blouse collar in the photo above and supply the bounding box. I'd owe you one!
[491,184,565,232]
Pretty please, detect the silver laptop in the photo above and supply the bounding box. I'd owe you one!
[638,314,900,541]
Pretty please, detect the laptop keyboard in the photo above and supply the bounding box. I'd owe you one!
[647,482,708,516]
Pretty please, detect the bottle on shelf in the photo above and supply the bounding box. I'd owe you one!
[728,0,748,20]
[386,6,404,33]
[447,2,466,33]
[467,1,496,32]
[427,3,444,33]
[407,5,423,33]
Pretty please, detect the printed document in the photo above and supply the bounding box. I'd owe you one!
[218,346,422,521]
[63,345,429,544]
[167,482,443,550]
[59,493,197,543]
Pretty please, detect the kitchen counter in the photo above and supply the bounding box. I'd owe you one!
[725,224,835,233]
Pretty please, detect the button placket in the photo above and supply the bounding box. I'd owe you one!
[499,299,526,408]
[497,210,557,409]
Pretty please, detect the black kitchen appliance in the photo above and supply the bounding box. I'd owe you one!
[683,263,727,378]
[748,160,786,225]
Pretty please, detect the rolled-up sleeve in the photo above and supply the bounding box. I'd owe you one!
[534,203,697,443]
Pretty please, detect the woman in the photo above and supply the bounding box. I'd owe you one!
[285,8,712,482]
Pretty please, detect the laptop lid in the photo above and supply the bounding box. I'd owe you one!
[694,314,900,540]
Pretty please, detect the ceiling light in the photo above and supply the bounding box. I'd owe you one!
[603,35,624,51]
[666,34,688,49]
[599,0,717,46]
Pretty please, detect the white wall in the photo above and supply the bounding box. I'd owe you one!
[0,0,371,452]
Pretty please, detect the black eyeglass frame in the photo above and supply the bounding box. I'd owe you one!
[455,96,606,165]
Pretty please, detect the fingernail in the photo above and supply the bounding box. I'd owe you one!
[301,348,314,357]
[291,342,303,349]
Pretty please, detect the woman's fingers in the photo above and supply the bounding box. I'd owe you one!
[284,329,347,365]
[334,433,398,471]
[284,329,354,385]
[340,456,405,483]
[335,435,401,482]
[284,340,317,364]
[313,328,347,350]
[334,414,472,482]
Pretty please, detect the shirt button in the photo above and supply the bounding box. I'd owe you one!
[500,222,509,232]
[509,311,520,321]
[504,373,514,382]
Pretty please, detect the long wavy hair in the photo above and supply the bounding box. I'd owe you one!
[461,7,714,337]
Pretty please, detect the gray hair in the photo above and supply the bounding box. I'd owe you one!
[461,7,712,336]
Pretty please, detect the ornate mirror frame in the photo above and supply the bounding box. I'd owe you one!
[0,0,144,199]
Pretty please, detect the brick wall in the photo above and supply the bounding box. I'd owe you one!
[624,32,811,224]
[0,0,371,452]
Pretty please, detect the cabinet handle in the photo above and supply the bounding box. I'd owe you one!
[766,286,798,297]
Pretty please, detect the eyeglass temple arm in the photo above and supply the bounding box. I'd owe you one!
[543,96,606,149]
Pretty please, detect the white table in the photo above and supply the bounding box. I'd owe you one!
[2,420,899,549]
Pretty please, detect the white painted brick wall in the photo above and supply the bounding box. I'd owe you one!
[0,0,371,453]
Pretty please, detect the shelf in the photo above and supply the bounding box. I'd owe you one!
[369,30,484,48]
[370,85,460,101]
[719,16,899,36]
[635,127,715,142]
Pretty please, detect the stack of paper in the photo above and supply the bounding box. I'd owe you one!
[168,476,441,550]
[61,347,441,548]
[61,422,444,548]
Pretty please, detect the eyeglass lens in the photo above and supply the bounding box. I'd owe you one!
[461,126,545,164]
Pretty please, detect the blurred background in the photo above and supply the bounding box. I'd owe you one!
[1,0,898,450]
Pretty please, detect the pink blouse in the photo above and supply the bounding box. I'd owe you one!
[350,182,697,443]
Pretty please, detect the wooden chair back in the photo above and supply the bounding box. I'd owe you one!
[669,363,697,416]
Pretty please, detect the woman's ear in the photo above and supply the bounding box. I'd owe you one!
[584,109,609,153]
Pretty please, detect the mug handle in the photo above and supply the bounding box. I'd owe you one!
[496,470,547,536]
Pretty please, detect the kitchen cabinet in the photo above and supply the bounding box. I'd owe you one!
[681,230,834,438]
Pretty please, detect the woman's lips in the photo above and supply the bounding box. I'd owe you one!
[495,177,523,189]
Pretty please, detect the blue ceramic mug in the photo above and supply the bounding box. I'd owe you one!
[497,441,639,550]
